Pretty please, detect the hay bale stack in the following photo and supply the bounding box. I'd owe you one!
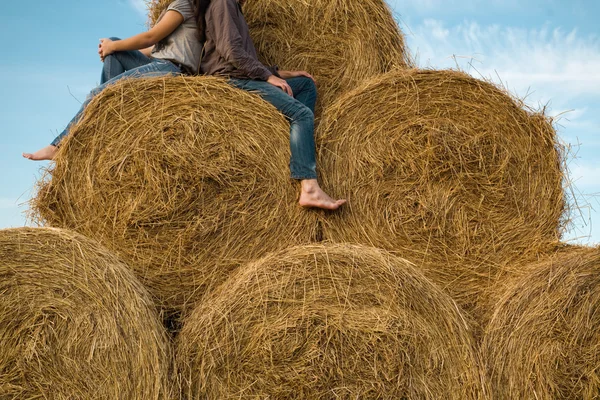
[0,227,171,400]
[176,244,486,399]
[149,0,412,116]
[31,76,319,312]
[482,246,600,399]
[243,0,412,114]
[317,69,565,313]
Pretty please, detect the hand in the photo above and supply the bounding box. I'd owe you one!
[98,38,116,61]
[267,75,293,96]
[278,70,316,84]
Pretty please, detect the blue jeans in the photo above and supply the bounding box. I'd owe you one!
[229,77,318,180]
[51,39,181,147]
[100,37,153,84]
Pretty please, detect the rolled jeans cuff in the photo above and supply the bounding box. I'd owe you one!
[291,174,318,181]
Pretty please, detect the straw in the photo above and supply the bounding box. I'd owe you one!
[176,243,487,399]
[0,227,172,399]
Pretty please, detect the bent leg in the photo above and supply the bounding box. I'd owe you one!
[230,78,318,180]
[229,78,345,209]
[101,37,153,84]
[49,60,181,148]
[286,76,317,113]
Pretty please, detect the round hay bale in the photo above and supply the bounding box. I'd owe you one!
[176,243,486,399]
[482,246,600,399]
[0,227,171,399]
[31,76,320,312]
[148,0,412,116]
[317,69,565,313]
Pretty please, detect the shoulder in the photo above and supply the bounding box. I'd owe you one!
[209,0,239,13]
[167,0,194,19]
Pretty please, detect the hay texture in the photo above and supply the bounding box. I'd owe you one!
[149,0,411,116]
[176,243,486,399]
[317,69,565,312]
[31,76,319,312]
[482,246,600,399]
[0,227,171,400]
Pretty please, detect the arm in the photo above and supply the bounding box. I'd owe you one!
[279,70,316,83]
[98,10,184,58]
[210,1,272,81]
[139,46,154,58]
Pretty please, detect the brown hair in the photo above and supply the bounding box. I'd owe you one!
[192,0,211,42]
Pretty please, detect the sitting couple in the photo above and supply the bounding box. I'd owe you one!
[24,0,345,210]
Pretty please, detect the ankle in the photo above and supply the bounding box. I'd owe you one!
[301,179,319,193]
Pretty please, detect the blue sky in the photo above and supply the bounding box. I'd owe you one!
[1,0,598,244]
[387,0,600,244]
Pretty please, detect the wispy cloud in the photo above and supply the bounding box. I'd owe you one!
[128,0,148,15]
[398,17,600,243]
[569,163,600,189]
[392,0,522,13]
[407,20,600,105]
[390,0,568,17]
[558,107,600,138]
[565,161,600,244]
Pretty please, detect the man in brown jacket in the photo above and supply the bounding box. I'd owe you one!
[202,0,346,210]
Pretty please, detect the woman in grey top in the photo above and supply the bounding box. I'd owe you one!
[23,0,203,161]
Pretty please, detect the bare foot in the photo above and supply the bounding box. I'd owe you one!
[299,179,346,210]
[23,145,58,161]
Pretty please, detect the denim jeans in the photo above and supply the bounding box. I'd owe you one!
[100,37,153,84]
[51,43,181,147]
[229,76,318,180]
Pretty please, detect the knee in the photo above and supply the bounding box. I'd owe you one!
[103,38,121,61]
[89,86,103,99]
[302,76,317,94]
[293,104,314,123]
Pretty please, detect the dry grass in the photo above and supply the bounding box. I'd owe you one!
[175,243,487,399]
[148,0,412,117]
[0,227,172,400]
[30,76,320,314]
[317,69,566,320]
[148,0,172,26]
[482,245,600,399]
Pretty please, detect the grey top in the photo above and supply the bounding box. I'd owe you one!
[152,0,203,74]
[201,0,274,80]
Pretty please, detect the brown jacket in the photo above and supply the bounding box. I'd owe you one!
[201,0,274,80]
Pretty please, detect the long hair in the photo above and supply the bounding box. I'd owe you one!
[192,0,211,42]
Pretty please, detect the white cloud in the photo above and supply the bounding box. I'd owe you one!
[556,108,600,149]
[556,107,600,136]
[128,0,147,15]
[564,162,600,245]
[390,0,548,15]
[406,21,600,105]
[422,19,449,41]
[569,163,600,189]
[398,17,600,244]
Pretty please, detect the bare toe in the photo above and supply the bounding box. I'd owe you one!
[23,145,57,161]
[299,186,346,210]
